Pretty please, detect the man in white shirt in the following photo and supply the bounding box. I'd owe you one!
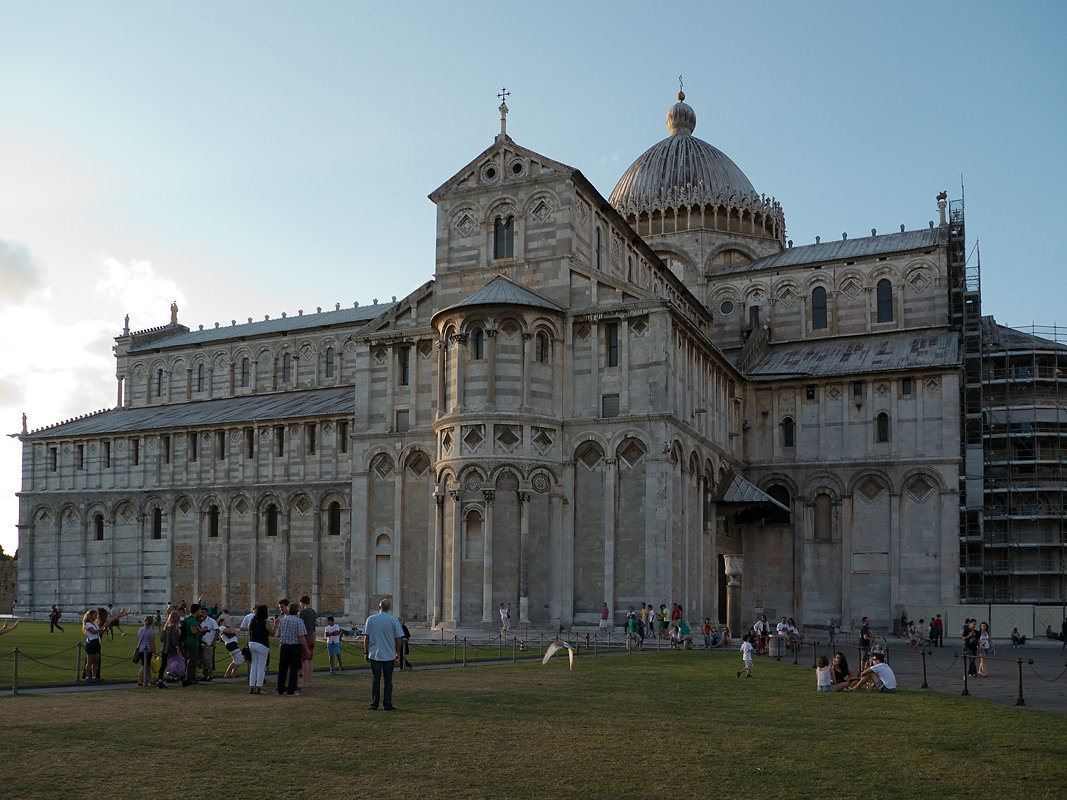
[847,653,897,693]
[199,613,219,681]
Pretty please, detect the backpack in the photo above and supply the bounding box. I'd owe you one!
[166,653,187,680]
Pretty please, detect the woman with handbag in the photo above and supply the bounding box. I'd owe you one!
[135,616,156,686]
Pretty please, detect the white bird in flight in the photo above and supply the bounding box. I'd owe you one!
[542,639,575,670]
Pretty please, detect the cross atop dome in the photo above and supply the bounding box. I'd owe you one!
[497,86,510,137]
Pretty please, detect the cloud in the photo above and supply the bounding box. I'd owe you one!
[95,253,186,324]
[0,240,45,304]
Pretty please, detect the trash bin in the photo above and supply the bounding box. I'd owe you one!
[768,635,782,658]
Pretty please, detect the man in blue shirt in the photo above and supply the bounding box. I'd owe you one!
[364,598,404,710]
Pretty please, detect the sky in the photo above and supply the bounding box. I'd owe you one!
[2,1,1065,557]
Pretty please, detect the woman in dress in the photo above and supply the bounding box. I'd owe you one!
[977,621,992,676]
[157,611,182,688]
[247,604,275,694]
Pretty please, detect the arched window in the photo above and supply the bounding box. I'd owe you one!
[208,505,219,538]
[811,287,827,330]
[266,503,279,536]
[766,484,791,525]
[876,412,890,443]
[876,279,893,323]
[325,347,335,379]
[94,513,104,541]
[493,216,514,259]
[535,332,549,363]
[282,353,292,383]
[782,416,795,448]
[196,364,204,392]
[595,227,602,270]
[152,508,162,539]
[328,501,341,536]
[471,328,484,360]
[627,256,633,282]
[240,358,250,388]
[156,369,164,398]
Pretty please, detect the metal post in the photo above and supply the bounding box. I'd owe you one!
[1014,659,1032,706]
[452,636,457,663]
[811,641,818,669]
[498,634,503,660]
[12,648,18,695]
[462,637,467,666]
[793,638,799,665]
[76,642,84,682]
[512,638,516,663]
[920,648,929,689]
[961,653,970,696]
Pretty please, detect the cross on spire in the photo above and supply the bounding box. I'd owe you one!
[497,86,510,137]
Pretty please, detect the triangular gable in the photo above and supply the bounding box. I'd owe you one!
[429,134,577,202]
[362,279,436,335]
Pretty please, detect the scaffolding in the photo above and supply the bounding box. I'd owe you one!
[979,321,1067,603]
[950,200,986,601]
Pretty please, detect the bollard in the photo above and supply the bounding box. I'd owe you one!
[462,638,467,666]
[1015,659,1033,707]
[512,638,517,663]
[811,641,818,669]
[76,641,84,682]
[793,639,799,666]
[920,648,929,689]
[498,635,503,660]
[12,648,18,695]
[452,636,458,663]
[961,653,970,696]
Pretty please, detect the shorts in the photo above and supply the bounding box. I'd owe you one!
[225,641,245,665]
[817,685,834,692]
[303,640,315,658]
[327,641,341,656]
[86,639,101,655]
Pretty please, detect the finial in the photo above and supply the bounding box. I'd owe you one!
[497,86,510,136]
[678,74,685,102]
[170,301,179,325]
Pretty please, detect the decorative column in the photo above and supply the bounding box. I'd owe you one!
[280,506,291,598]
[431,491,444,626]
[392,466,404,613]
[311,499,321,610]
[453,334,467,412]
[603,457,617,618]
[221,502,231,609]
[449,486,462,626]
[435,340,446,417]
[518,491,531,623]
[481,489,495,624]
[486,330,497,409]
[724,554,743,640]
[520,333,532,410]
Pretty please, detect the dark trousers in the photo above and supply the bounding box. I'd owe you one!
[370,659,395,708]
[184,643,200,682]
[277,643,302,695]
[965,647,978,676]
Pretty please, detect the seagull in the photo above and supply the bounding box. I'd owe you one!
[542,639,575,670]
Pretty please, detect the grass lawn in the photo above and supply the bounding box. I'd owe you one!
[2,625,1065,800]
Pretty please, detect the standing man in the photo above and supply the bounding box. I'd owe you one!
[932,614,944,647]
[599,602,611,636]
[181,604,204,685]
[962,619,980,677]
[277,602,310,696]
[364,598,404,711]
[859,617,872,668]
[199,610,219,681]
[49,604,64,633]
[298,595,318,689]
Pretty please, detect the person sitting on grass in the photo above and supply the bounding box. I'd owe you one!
[830,652,852,691]
[846,652,896,693]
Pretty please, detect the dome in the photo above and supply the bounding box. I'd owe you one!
[609,91,756,210]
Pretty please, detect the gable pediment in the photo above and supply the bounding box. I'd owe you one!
[429,134,575,202]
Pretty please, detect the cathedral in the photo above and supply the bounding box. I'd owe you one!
[16,91,978,633]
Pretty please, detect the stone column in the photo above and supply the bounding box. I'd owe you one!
[486,330,497,409]
[518,491,531,623]
[603,457,617,617]
[431,492,444,626]
[449,487,463,626]
[392,466,404,613]
[221,502,231,609]
[520,333,532,410]
[481,489,495,624]
[724,554,743,640]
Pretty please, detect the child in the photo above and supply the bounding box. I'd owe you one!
[816,655,833,691]
[737,634,754,678]
[324,616,343,673]
[701,618,712,650]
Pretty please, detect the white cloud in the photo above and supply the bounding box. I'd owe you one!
[0,239,45,304]
[95,253,186,323]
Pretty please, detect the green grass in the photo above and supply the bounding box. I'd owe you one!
[1,625,1065,800]
[0,621,550,686]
